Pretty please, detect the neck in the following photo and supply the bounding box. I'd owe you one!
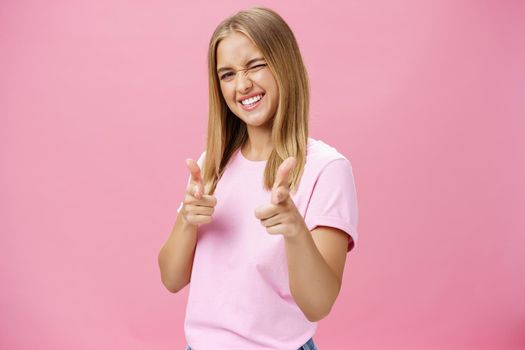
[242,124,273,161]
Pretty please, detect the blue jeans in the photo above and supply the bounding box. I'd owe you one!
[185,337,318,350]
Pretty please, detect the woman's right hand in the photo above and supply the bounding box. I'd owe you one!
[180,158,217,226]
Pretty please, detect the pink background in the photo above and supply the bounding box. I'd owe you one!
[1,1,524,349]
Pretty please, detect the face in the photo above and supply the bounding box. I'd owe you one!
[216,31,279,129]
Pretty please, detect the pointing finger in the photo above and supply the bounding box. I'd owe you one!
[186,158,203,198]
[272,186,290,205]
[273,157,296,190]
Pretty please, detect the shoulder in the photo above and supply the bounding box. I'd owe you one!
[306,137,353,173]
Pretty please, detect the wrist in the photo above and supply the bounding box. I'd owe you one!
[180,211,198,231]
[284,222,309,242]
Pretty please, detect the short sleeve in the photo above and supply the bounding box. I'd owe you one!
[304,158,359,252]
[176,151,206,214]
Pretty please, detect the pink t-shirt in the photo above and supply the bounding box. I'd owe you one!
[176,137,359,350]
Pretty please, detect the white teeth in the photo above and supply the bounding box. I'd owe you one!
[241,94,263,105]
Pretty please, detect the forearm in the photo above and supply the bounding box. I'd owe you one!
[158,213,198,293]
[284,225,341,322]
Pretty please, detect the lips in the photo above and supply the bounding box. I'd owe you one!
[238,93,264,111]
[237,92,265,103]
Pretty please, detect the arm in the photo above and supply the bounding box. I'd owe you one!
[284,224,349,322]
[158,212,198,293]
[158,151,210,293]
[255,156,357,322]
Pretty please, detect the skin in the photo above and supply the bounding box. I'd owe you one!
[211,31,351,322]
[254,156,350,322]
[216,31,279,160]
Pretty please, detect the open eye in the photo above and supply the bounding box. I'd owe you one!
[220,72,234,80]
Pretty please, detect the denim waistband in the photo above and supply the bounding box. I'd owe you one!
[301,337,318,350]
[185,337,318,350]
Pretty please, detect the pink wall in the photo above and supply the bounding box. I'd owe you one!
[1,1,524,349]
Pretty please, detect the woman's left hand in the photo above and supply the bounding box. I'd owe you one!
[254,157,308,238]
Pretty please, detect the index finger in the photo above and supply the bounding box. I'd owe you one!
[273,157,296,190]
[186,158,203,184]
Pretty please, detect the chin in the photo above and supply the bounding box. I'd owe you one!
[245,114,272,126]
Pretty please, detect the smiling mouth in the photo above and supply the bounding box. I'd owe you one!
[239,94,265,111]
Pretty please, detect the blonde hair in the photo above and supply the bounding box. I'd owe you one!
[201,6,310,196]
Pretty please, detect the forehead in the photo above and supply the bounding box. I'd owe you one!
[216,32,262,67]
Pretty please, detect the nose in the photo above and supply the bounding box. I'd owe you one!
[235,70,253,94]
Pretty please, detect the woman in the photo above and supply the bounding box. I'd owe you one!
[158,6,359,350]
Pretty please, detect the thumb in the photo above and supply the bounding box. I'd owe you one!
[186,158,203,198]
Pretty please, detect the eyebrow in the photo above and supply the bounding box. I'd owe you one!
[217,57,266,74]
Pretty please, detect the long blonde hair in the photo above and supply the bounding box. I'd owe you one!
[201,6,310,196]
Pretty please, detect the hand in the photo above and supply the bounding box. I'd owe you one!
[180,158,217,226]
[254,157,308,238]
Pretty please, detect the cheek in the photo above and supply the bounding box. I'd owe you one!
[220,85,235,104]
[262,77,279,102]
